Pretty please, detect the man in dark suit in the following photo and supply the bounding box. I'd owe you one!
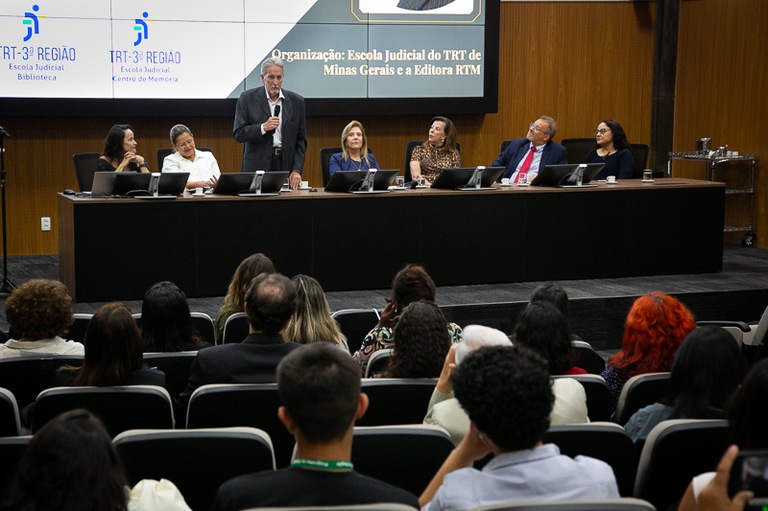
[493,116,567,183]
[212,343,419,511]
[179,272,301,412]
[233,57,306,190]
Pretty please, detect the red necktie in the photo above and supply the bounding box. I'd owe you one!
[515,146,536,183]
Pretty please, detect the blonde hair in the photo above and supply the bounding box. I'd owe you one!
[340,120,372,166]
[283,275,346,349]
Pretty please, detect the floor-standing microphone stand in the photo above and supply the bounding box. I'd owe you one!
[0,126,15,295]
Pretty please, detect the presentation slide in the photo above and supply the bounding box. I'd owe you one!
[0,0,498,115]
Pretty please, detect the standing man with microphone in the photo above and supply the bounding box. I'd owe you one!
[233,57,306,190]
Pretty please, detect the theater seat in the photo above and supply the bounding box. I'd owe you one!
[114,427,275,511]
[331,309,380,355]
[543,422,636,497]
[633,419,729,511]
[0,387,20,436]
[614,372,671,426]
[31,385,175,436]
[357,379,437,426]
[72,152,101,192]
[364,348,393,378]
[185,383,294,468]
[222,312,249,344]
[352,425,454,496]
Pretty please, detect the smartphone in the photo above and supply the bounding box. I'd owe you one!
[729,449,768,510]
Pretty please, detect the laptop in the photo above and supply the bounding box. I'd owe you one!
[431,166,505,190]
[133,172,190,199]
[91,172,118,197]
[237,171,290,197]
[324,169,399,193]
[90,172,153,197]
[211,173,259,196]
[531,163,605,188]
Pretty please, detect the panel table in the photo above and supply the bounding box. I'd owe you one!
[58,178,725,302]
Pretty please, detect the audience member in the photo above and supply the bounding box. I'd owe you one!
[492,116,567,183]
[419,345,619,509]
[514,301,586,375]
[529,282,583,340]
[57,302,164,387]
[381,300,452,378]
[679,357,768,510]
[161,124,221,189]
[141,281,210,352]
[214,253,276,343]
[0,408,192,511]
[211,343,419,510]
[625,326,746,444]
[693,445,752,511]
[423,325,512,445]
[410,116,460,185]
[585,119,634,180]
[0,279,82,359]
[283,274,349,352]
[233,57,306,190]
[328,120,379,176]
[97,123,149,172]
[601,292,696,411]
[179,273,301,411]
[353,264,462,376]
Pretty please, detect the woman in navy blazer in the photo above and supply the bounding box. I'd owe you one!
[329,120,379,176]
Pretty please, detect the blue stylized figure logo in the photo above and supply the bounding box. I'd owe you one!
[133,12,148,46]
[22,4,40,42]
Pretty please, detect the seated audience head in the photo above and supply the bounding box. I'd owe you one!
[727,357,768,449]
[530,282,572,322]
[665,326,746,419]
[455,324,512,365]
[514,301,575,375]
[388,263,436,315]
[75,302,144,386]
[424,116,458,152]
[340,120,372,162]
[609,292,696,378]
[384,300,452,378]
[102,123,134,160]
[141,280,203,352]
[1,409,128,510]
[169,124,196,161]
[223,253,276,313]
[6,278,73,341]
[595,119,630,151]
[284,274,346,349]
[452,345,553,452]
[277,343,364,444]
[244,273,297,335]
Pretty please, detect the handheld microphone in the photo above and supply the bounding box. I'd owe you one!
[267,106,281,133]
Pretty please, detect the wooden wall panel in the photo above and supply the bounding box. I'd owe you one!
[2,1,659,255]
[674,0,768,246]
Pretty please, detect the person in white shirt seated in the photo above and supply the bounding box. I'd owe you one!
[419,345,618,510]
[424,324,588,446]
[161,124,221,190]
[0,279,83,359]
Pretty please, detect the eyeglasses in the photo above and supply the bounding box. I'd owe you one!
[176,138,194,148]
[529,123,547,134]
[595,128,611,135]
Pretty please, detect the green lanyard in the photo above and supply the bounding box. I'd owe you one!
[291,458,354,471]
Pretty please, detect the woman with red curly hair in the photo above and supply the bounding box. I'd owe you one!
[601,292,696,411]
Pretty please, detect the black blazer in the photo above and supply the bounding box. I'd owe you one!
[233,86,307,173]
[178,333,301,412]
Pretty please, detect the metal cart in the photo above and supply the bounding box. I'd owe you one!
[668,151,759,246]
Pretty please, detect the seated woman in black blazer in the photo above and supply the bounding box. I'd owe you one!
[585,119,634,180]
[96,124,150,172]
